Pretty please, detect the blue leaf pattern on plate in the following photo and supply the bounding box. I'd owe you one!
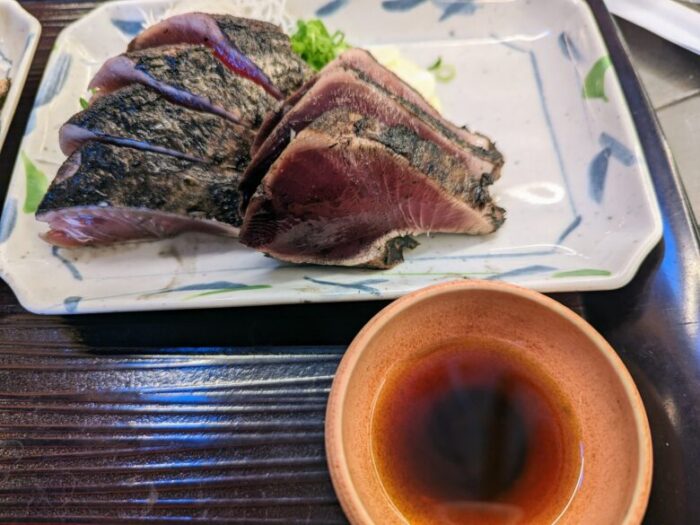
[555,215,583,245]
[382,0,428,11]
[21,33,34,57]
[64,296,82,313]
[435,0,477,20]
[52,246,83,281]
[589,133,635,203]
[0,48,11,69]
[304,276,388,295]
[558,32,581,61]
[589,147,612,204]
[382,0,477,20]
[25,53,71,135]
[111,19,146,36]
[487,265,558,280]
[316,0,350,16]
[34,53,71,108]
[0,198,17,244]
[600,132,635,166]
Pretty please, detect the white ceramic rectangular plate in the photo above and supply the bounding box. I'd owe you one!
[0,0,663,314]
[0,0,41,151]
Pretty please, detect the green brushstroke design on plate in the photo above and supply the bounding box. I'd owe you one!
[22,152,48,213]
[387,272,494,277]
[583,56,612,101]
[184,284,272,300]
[553,269,611,278]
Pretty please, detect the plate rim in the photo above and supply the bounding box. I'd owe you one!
[0,0,667,314]
[0,0,41,151]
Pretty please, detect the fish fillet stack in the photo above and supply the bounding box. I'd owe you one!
[39,13,310,247]
[37,13,505,269]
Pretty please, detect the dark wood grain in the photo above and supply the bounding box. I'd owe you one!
[0,0,697,523]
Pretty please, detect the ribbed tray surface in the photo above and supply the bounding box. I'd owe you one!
[0,347,347,524]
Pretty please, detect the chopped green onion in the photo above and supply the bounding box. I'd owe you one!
[427,57,456,83]
[427,57,443,71]
[291,19,351,71]
[434,64,456,83]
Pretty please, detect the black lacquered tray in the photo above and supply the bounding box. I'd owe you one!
[0,0,697,523]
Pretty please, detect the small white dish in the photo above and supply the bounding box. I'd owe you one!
[0,0,41,151]
[0,0,663,314]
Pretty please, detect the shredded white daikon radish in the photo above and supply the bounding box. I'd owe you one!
[369,46,443,111]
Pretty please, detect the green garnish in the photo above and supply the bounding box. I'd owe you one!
[21,152,48,214]
[428,57,443,71]
[427,56,456,83]
[79,97,89,110]
[291,19,351,71]
[582,55,612,101]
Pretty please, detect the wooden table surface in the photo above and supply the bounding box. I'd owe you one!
[0,1,698,523]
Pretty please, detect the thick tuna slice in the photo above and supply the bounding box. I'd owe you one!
[128,13,310,99]
[89,45,275,127]
[240,109,505,268]
[60,85,253,171]
[240,69,503,207]
[333,49,495,151]
[37,142,242,248]
[252,49,497,155]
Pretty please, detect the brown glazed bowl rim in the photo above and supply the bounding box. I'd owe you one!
[325,279,653,525]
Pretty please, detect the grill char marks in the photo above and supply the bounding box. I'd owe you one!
[239,110,504,268]
[127,13,311,99]
[239,67,503,208]
[211,15,311,98]
[60,84,253,170]
[252,49,440,153]
[89,45,276,127]
[334,49,497,152]
[38,17,505,260]
[251,49,501,156]
[37,142,243,248]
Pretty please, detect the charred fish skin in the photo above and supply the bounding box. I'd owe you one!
[306,109,504,227]
[349,115,504,217]
[210,15,311,98]
[37,142,244,247]
[336,49,500,158]
[61,84,253,171]
[240,109,505,269]
[351,68,504,169]
[90,45,276,128]
[240,68,503,209]
[127,13,311,99]
[131,45,275,128]
[251,49,502,166]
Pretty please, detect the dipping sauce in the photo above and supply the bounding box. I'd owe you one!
[370,338,583,525]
